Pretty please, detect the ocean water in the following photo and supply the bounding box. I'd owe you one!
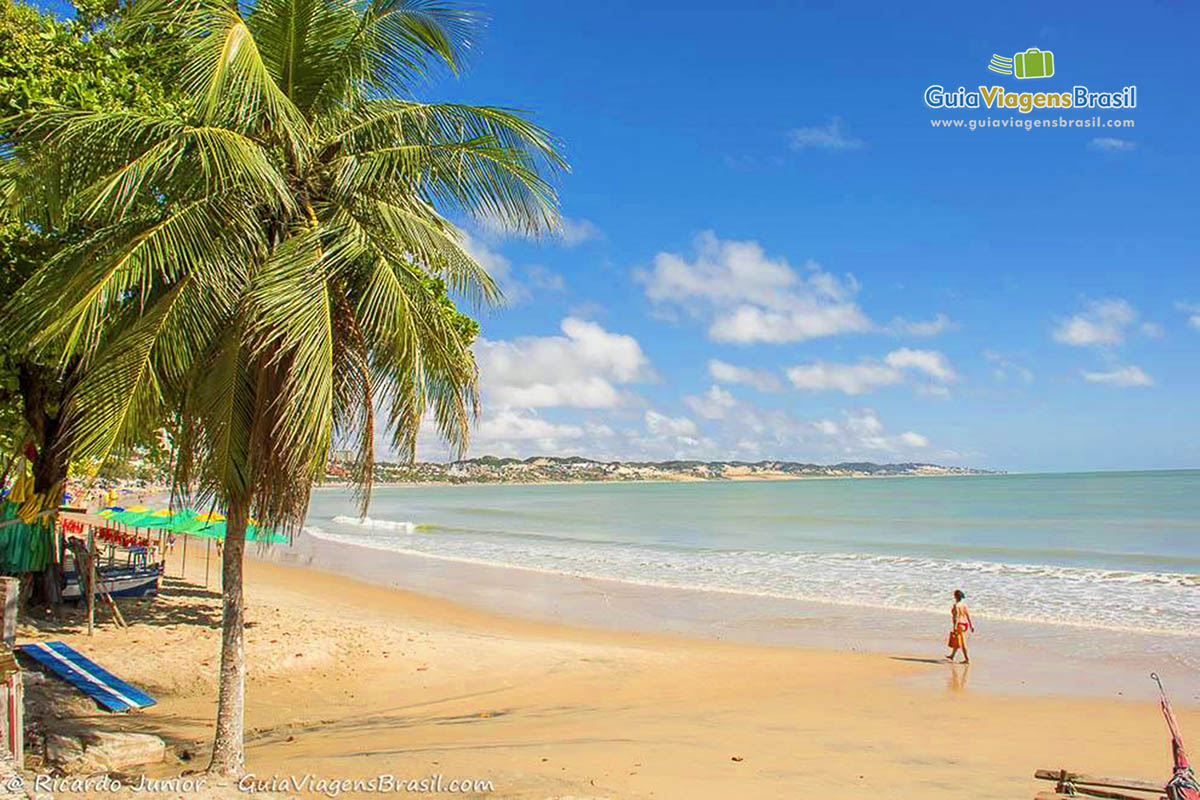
[304,471,1200,637]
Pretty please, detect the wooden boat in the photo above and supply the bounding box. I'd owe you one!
[61,561,162,601]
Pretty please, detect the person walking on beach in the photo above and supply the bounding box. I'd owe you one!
[945,589,975,663]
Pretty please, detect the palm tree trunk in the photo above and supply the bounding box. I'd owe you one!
[209,496,249,776]
[18,360,71,605]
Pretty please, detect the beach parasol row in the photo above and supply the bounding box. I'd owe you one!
[96,506,288,544]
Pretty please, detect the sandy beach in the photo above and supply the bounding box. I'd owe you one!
[16,534,1199,800]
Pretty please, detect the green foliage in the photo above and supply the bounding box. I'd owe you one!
[0,0,185,469]
[426,276,481,344]
[0,0,178,117]
[4,0,564,771]
[6,0,563,530]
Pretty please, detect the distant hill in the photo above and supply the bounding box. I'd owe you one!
[325,455,1000,485]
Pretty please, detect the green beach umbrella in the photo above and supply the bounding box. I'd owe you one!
[109,507,166,527]
[98,506,286,543]
[166,510,287,543]
[101,505,151,525]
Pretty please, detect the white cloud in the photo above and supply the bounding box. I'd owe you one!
[888,312,957,337]
[558,217,601,246]
[1089,137,1137,152]
[640,231,872,344]
[786,349,957,395]
[789,117,865,151]
[883,348,958,383]
[709,305,872,344]
[479,213,600,247]
[1083,366,1154,387]
[834,409,929,454]
[684,385,738,420]
[700,406,938,462]
[475,318,652,409]
[1140,321,1165,338]
[786,361,903,395]
[645,410,698,437]
[1177,302,1200,330]
[1053,299,1137,347]
[708,359,782,392]
[477,409,585,442]
[459,230,528,304]
[525,265,566,292]
[458,231,572,301]
[984,351,1034,384]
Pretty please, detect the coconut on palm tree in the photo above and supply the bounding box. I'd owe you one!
[4,0,563,775]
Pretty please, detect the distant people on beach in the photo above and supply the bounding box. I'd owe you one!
[945,589,974,663]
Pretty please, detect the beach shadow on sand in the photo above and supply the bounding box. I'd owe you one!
[889,656,950,665]
[20,576,224,634]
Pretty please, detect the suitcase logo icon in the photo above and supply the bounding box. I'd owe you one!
[988,48,1055,79]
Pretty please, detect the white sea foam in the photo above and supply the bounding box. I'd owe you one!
[308,519,1200,636]
[330,515,416,534]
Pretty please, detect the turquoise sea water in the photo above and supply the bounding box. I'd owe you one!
[305,470,1200,635]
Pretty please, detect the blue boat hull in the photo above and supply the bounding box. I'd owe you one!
[62,563,163,600]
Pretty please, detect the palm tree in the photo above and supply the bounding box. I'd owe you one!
[5,0,563,775]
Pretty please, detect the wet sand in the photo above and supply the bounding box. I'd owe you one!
[17,535,1200,799]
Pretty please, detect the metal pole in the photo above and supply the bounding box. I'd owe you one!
[181,532,188,580]
[204,539,210,587]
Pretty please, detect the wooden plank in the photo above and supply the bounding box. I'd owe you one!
[1034,785,1163,800]
[1034,769,1166,794]
[99,592,127,628]
[1036,789,1163,800]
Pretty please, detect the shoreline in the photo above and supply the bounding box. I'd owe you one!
[270,528,1200,703]
[20,533,1199,800]
[302,523,1198,639]
[313,470,999,489]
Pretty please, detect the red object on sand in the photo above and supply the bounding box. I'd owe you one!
[1154,673,1200,800]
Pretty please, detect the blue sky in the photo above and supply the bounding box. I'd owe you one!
[41,1,1200,471]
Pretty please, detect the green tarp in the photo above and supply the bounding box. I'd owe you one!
[0,501,52,574]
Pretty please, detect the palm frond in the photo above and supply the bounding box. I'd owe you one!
[9,197,262,362]
[12,110,295,224]
[179,324,257,507]
[330,291,375,515]
[244,228,335,482]
[62,275,225,468]
[324,100,565,236]
[307,0,476,113]
[130,0,311,159]
[328,194,500,308]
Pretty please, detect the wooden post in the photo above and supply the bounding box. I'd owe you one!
[205,539,211,587]
[181,532,188,580]
[0,650,23,764]
[86,528,95,637]
[0,579,19,648]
